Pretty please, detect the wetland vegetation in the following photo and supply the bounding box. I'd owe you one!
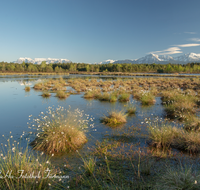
[1,74,200,189]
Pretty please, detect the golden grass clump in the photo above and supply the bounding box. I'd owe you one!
[41,91,51,97]
[149,122,200,153]
[101,110,127,126]
[126,102,136,114]
[30,106,90,154]
[25,86,30,92]
[56,90,69,99]
[33,82,43,90]
[149,123,181,149]
[118,93,130,102]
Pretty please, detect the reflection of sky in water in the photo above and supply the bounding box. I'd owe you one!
[0,75,186,164]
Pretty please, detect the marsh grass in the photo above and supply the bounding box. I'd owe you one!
[84,91,96,99]
[156,164,200,190]
[148,124,180,150]
[82,157,96,176]
[98,92,110,101]
[33,83,43,90]
[101,110,127,126]
[149,122,200,153]
[126,102,136,115]
[162,89,197,120]
[140,92,155,105]
[118,93,130,102]
[0,138,57,190]
[109,93,118,102]
[25,86,30,92]
[42,91,51,97]
[30,106,91,155]
[69,140,157,189]
[56,91,69,99]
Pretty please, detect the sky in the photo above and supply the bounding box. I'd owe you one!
[0,0,200,63]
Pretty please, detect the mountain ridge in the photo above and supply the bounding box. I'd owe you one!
[13,53,200,65]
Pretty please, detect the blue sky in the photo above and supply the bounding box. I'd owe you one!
[0,0,200,63]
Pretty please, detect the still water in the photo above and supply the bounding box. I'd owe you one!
[0,74,181,166]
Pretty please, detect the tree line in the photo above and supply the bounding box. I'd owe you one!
[1,61,200,73]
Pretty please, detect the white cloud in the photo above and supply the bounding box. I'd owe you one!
[184,32,196,34]
[190,38,200,42]
[149,43,200,56]
[176,43,200,47]
[149,47,182,55]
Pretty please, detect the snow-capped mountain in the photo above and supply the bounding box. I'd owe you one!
[14,53,200,65]
[14,57,71,64]
[99,53,200,64]
[133,54,174,64]
[174,53,200,62]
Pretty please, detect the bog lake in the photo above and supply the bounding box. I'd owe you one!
[1,74,200,187]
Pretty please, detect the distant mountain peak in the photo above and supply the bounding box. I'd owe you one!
[14,57,71,64]
[98,53,200,64]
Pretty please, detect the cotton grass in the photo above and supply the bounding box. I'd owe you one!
[29,106,93,155]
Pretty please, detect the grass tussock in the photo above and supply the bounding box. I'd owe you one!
[56,90,69,99]
[149,124,180,149]
[140,92,155,105]
[149,122,200,153]
[118,93,130,102]
[101,110,127,126]
[126,103,136,115]
[109,93,118,102]
[156,164,200,190]
[161,89,197,120]
[30,106,89,154]
[25,86,30,92]
[33,82,43,90]
[42,91,51,97]
[98,92,110,101]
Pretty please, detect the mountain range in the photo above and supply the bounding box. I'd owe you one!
[14,53,200,65]
[14,57,71,64]
[99,53,200,64]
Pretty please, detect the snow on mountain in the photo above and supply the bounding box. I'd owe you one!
[14,53,200,65]
[174,53,200,62]
[14,57,71,64]
[15,57,34,64]
[99,53,200,64]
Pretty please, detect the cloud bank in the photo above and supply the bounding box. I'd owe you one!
[149,43,200,55]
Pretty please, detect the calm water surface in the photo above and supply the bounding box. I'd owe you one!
[0,74,185,166]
